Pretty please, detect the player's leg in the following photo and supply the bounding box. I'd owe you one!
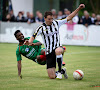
[55,47,68,79]
[36,49,46,65]
[55,47,64,79]
[47,68,56,79]
[46,50,56,79]
[40,49,45,55]
[62,46,66,66]
[37,49,46,60]
[36,56,45,65]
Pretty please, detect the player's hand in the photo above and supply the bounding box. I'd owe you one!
[24,40,29,45]
[29,43,35,46]
[19,74,22,79]
[79,4,85,9]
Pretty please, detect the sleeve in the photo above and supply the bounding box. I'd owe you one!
[16,47,22,61]
[27,37,30,40]
[33,39,39,43]
[56,18,68,27]
[32,25,43,39]
[25,37,30,40]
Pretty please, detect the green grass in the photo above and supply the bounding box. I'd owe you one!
[0,43,100,90]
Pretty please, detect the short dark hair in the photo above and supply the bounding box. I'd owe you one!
[14,30,21,38]
[44,11,53,18]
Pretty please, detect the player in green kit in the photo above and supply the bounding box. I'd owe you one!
[14,30,46,79]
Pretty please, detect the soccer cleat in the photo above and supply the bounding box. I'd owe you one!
[62,67,68,79]
[56,72,62,79]
[62,61,66,66]
[63,46,66,52]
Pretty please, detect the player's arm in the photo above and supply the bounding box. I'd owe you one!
[24,37,35,45]
[67,4,85,21]
[29,41,42,46]
[17,60,22,79]
[16,47,22,79]
[56,4,85,27]
[24,25,42,45]
[33,42,42,46]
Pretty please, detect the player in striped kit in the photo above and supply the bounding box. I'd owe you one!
[24,4,85,79]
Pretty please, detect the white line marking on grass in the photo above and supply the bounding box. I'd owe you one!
[65,51,100,55]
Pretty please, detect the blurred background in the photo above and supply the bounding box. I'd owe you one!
[0,0,100,46]
[0,0,100,20]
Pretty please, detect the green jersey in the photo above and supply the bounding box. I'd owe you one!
[16,37,43,62]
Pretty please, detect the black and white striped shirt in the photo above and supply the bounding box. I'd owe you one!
[33,18,67,54]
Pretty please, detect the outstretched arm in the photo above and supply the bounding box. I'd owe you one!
[67,4,85,21]
[17,60,22,79]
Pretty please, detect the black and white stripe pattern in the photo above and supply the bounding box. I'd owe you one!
[33,18,67,54]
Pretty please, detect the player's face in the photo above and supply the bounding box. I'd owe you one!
[44,15,53,25]
[16,32,24,42]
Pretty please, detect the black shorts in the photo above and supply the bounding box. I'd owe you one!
[46,50,56,69]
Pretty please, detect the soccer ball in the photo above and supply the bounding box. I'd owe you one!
[73,70,84,80]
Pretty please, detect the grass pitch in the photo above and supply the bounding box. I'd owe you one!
[0,43,100,90]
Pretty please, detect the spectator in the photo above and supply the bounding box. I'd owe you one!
[78,17,83,24]
[82,12,92,27]
[62,8,70,18]
[21,11,26,22]
[68,10,71,15]
[94,15,100,25]
[25,12,30,22]
[57,11,63,19]
[9,10,16,22]
[51,9,56,15]
[91,13,96,24]
[66,20,76,31]
[35,11,41,22]
[78,10,88,24]
[16,12,25,22]
[5,13,11,22]
[35,13,44,23]
[72,13,79,24]
[68,20,76,24]
[51,9,57,19]
[82,10,88,19]
[27,13,35,24]
[53,14,58,20]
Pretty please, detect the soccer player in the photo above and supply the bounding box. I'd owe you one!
[24,4,85,79]
[14,30,46,79]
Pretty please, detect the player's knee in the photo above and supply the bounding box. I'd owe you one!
[47,68,56,79]
[49,76,55,79]
[55,47,63,55]
[48,74,55,79]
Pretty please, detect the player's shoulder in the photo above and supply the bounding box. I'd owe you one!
[37,25,43,30]
[53,20,58,25]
